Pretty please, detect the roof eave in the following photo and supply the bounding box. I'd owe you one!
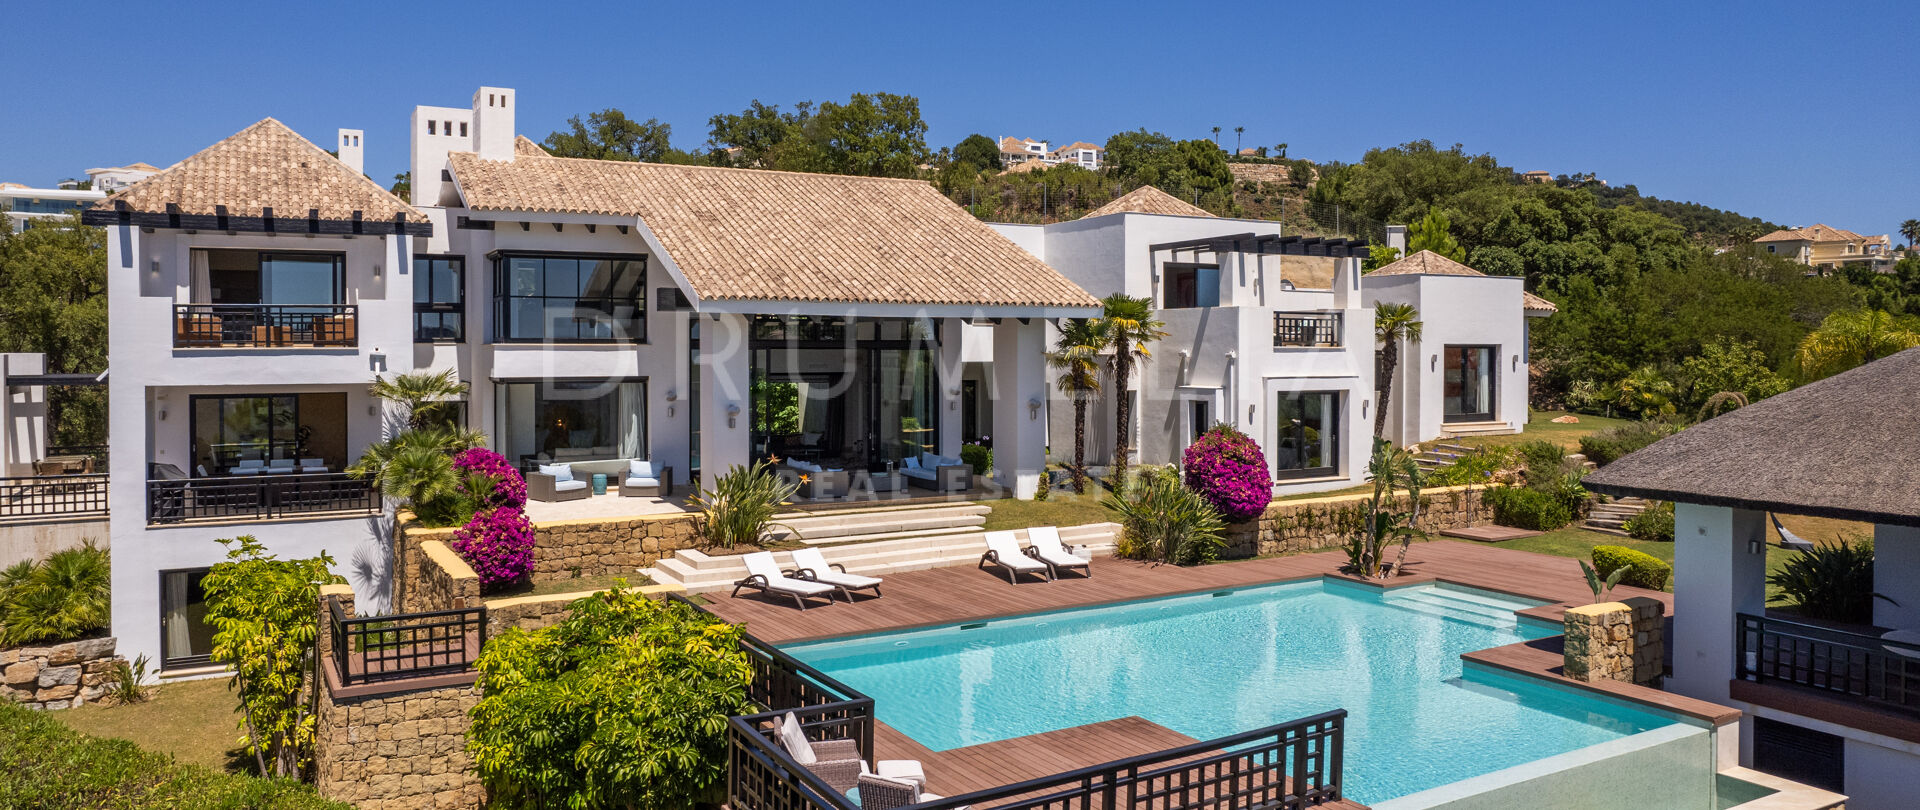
[1584,478,1920,529]
[81,206,432,236]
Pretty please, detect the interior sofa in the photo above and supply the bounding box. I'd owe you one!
[902,453,971,492]
[527,463,591,502]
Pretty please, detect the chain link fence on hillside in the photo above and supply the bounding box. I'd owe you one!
[943,181,1386,244]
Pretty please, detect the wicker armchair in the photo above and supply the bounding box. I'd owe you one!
[857,773,954,810]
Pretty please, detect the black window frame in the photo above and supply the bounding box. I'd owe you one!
[491,251,648,344]
[1273,390,1341,481]
[158,567,215,670]
[1441,344,1498,423]
[189,393,301,473]
[1161,262,1220,309]
[200,248,347,306]
[413,254,467,342]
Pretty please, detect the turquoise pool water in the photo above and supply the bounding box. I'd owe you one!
[785,579,1680,805]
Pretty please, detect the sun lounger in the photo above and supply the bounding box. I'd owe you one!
[1769,513,1816,552]
[1023,526,1091,579]
[979,530,1052,583]
[732,551,837,609]
[788,547,882,601]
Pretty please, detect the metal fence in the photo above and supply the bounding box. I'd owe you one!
[329,597,488,687]
[0,474,109,521]
[1274,313,1344,348]
[173,304,359,348]
[1738,612,1920,715]
[146,472,379,524]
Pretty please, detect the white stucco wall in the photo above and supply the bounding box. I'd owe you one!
[1363,272,1529,444]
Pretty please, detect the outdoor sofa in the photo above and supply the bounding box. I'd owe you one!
[902,452,971,492]
[780,459,850,500]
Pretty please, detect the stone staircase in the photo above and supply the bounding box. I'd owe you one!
[1439,421,1517,438]
[643,520,1122,593]
[1584,497,1649,536]
[1415,442,1475,473]
[770,502,991,545]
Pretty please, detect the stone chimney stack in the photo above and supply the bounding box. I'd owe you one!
[472,87,515,161]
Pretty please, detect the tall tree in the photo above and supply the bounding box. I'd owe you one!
[1233,126,1244,153]
[1047,318,1104,494]
[1097,294,1166,488]
[1406,209,1467,262]
[1210,126,1221,147]
[1794,308,1920,382]
[1372,303,1424,437]
[543,109,676,162]
[707,92,929,178]
[951,133,1002,171]
[1901,219,1920,252]
[0,212,107,446]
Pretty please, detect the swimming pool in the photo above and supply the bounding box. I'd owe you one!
[785,578,1684,805]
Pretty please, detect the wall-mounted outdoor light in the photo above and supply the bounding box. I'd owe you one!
[373,264,383,280]
[664,388,678,417]
[1430,355,1439,372]
[726,403,741,429]
[1028,397,1042,420]
[148,259,161,279]
[1512,354,1520,372]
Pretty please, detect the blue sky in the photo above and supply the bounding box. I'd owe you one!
[7,1,1915,239]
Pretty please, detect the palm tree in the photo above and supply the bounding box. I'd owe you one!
[1902,219,1920,253]
[1372,303,1423,438]
[370,369,469,431]
[347,424,487,517]
[1047,318,1105,494]
[1794,308,1920,382]
[1210,126,1221,147]
[1097,294,1167,488]
[1233,126,1244,154]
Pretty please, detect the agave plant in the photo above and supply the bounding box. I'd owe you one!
[691,461,800,549]
[1768,536,1894,623]
[1103,466,1226,566]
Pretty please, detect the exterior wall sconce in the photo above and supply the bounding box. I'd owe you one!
[1028,397,1042,420]
[664,388,678,417]
[148,259,161,278]
[1430,355,1439,372]
[373,264,383,280]
[157,408,168,421]
[1512,354,1520,372]
[726,403,741,429]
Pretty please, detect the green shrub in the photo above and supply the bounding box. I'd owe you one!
[0,700,348,809]
[1624,501,1675,542]
[1515,440,1568,479]
[960,443,993,476]
[1592,545,1672,590]
[1427,446,1514,486]
[690,460,799,549]
[1484,485,1574,531]
[1768,537,1885,623]
[0,542,111,646]
[1579,421,1682,466]
[469,587,754,809]
[1104,466,1227,566]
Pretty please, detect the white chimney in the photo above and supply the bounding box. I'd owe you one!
[337,129,364,175]
[473,87,515,161]
[1385,224,1408,255]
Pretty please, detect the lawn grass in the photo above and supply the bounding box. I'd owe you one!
[980,491,1117,532]
[57,676,247,773]
[1449,410,1634,451]
[1487,525,1813,602]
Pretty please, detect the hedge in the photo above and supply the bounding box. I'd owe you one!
[1592,545,1672,591]
[1624,501,1675,543]
[0,701,348,810]
[1484,485,1574,531]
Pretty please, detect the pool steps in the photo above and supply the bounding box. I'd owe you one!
[1384,586,1539,629]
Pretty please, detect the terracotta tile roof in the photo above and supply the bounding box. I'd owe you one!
[1754,224,1881,245]
[446,153,1100,310]
[1082,186,1215,219]
[1587,347,1920,527]
[1051,141,1103,155]
[87,118,425,227]
[513,135,549,157]
[1522,290,1558,313]
[121,162,164,172]
[1365,249,1486,277]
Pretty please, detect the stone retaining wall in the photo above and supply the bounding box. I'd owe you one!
[482,583,687,637]
[1563,596,1665,686]
[1,637,123,710]
[1222,485,1493,558]
[414,539,482,613]
[394,511,702,611]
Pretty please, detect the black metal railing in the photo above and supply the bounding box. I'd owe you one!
[0,474,109,521]
[1737,612,1920,715]
[45,445,109,466]
[174,304,358,348]
[146,472,379,524]
[329,597,487,687]
[1274,313,1343,348]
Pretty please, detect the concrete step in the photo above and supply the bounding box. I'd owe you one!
[644,523,1122,591]
[1430,443,1476,453]
[770,503,992,543]
[1584,526,1632,538]
[1587,518,1630,529]
[1439,423,1516,437]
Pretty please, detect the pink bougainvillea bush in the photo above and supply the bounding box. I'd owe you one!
[1182,424,1273,523]
[451,505,536,590]
[453,448,527,510]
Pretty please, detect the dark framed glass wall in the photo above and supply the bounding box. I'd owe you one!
[492,253,646,342]
[159,568,214,670]
[494,379,648,468]
[1442,345,1496,423]
[1274,391,1340,480]
[413,256,466,341]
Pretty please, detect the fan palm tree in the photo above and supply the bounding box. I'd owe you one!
[1047,318,1105,494]
[1097,294,1167,488]
[1902,219,1920,253]
[1372,303,1423,438]
[347,424,487,510]
[1210,126,1222,147]
[1233,126,1244,154]
[1794,308,1920,382]
[370,369,469,431]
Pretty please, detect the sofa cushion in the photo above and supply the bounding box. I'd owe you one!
[553,479,588,492]
[629,459,654,478]
[538,463,573,482]
[624,477,661,489]
[777,712,815,765]
[904,456,921,470]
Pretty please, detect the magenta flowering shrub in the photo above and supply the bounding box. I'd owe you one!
[1182,424,1273,523]
[454,448,527,510]
[451,505,536,590]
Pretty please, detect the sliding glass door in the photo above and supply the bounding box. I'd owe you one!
[1443,346,1496,423]
[191,394,298,473]
[494,380,647,468]
[1274,391,1340,480]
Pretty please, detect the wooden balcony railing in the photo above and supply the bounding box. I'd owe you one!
[1274,313,1343,348]
[1737,612,1920,716]
[173,304,358,348]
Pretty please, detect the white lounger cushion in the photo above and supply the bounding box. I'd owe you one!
[983,531,1047,571]
[1025,526,1088,568]
[743,552,835,595]
[553,479,589,492]
[791,548,882,588]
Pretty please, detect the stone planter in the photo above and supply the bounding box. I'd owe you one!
[1,636,125,710]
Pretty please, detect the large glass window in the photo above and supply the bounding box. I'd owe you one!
[1162,263,1220,308]
[495,380,647,468]
[189,393,348,474]
[1442,345,1496,423]
[493,254,646,342]
[746,316,938,469]
[413,256,465,341]
[1274,391,1339,480]
[196,250,345,306]
[160,569,214,670]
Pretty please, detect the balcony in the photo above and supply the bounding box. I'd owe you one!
[1736,612,1920,716]
[1274,312,1343,348]
[146,471,379,525]
[173,304,358,349]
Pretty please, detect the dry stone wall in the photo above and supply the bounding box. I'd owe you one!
[1562,596,1666,686]
[394,511,702,610]
[315,673,483,809]
[483,583,687,637]
[0,637,123,710]
[1221,485,1493,558]
[415,539,482,612]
